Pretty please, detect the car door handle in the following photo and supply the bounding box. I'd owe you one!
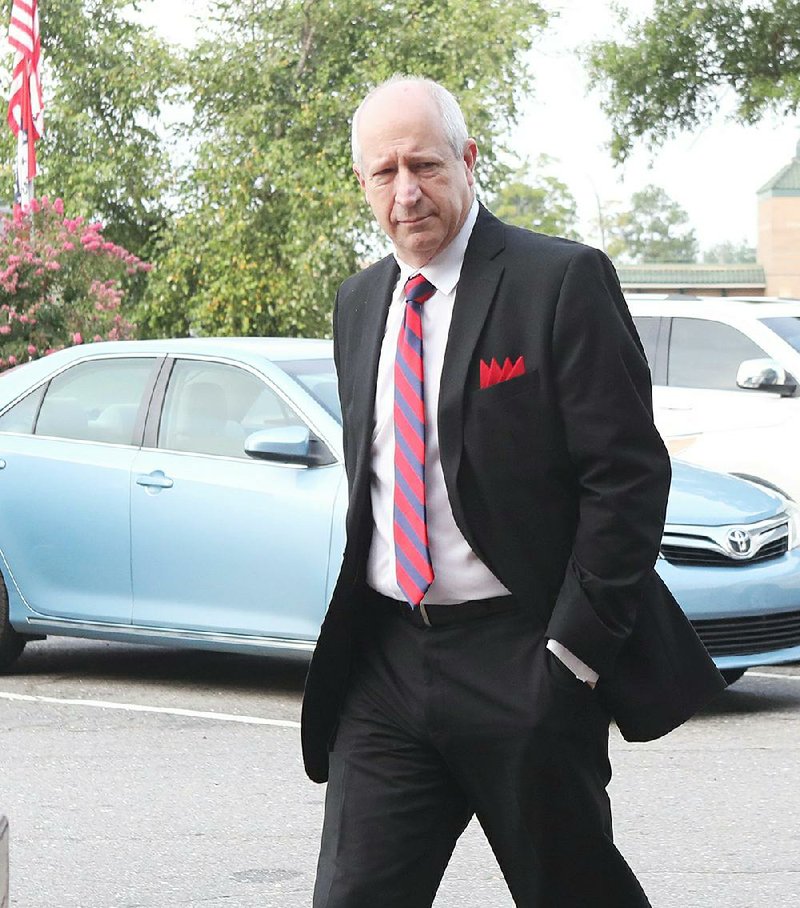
[0,459,5,470]
[136,471,174,490]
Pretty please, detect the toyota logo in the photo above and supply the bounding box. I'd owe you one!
[726,528,752,558]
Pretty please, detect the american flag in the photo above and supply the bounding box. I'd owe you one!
[7,0,43,186]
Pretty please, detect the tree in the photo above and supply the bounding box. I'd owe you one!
[488,157,579,239]
[587,0,800,162]
[604,184,698,263]
[0,198,148,371]
[0,0,180,261]
[702,240,757,263]
[139,0,549,339]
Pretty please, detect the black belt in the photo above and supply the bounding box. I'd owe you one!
[368,588,517,628]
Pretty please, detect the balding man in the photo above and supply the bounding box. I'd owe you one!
[302,76,724,908]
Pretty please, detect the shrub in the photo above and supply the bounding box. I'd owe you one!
[0,197,151,371]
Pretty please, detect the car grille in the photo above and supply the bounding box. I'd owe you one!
[692,610,800,656]
[660,514,789,568]
[661,536,788,567]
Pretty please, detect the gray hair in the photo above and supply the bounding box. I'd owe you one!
[351,76,469,168]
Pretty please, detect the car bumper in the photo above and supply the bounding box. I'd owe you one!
[656,548,800,670]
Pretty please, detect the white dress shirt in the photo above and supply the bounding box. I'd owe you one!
[366,199,598,685]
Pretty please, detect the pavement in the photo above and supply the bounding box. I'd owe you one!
[0,638,798,907]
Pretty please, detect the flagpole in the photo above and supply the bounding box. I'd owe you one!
[15,127,31,205]
[8,0,43,208]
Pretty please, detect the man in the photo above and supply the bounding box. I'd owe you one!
[302,76,724,907]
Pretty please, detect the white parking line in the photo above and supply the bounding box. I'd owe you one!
[2,671,797,726]
[747,670,800,682]
[0,691,301,728]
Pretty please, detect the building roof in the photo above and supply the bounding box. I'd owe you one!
[758,140,800,197]
[616,263,766,288]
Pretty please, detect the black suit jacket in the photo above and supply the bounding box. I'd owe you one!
[301,205,725,783]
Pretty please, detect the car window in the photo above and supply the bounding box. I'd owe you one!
[34,358,156,443]
[760,317,800,355]
[667,318,768,391]
[158,359,308,458]
[0,384,46,434]
[275,357,341,424]
[630,316,659,367]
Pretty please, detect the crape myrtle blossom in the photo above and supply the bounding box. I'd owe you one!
[0,197,151,371]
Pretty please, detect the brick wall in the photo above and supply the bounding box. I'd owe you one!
[759,195,800,298]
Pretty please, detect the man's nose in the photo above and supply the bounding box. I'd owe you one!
[395,169,421,207]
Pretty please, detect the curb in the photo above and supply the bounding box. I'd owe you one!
[0,813,7,908]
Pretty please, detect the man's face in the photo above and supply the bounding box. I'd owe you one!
[354,85,477,268]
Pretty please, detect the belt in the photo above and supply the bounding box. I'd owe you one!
[368,588,517,628]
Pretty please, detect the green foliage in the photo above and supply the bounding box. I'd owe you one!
[702,240,757,263]
[587,0,800,162]
[0,198,149,371]
[488,157,579,239]
[140,0,549,339]
[0,0,179,261]
[604,184,698,263]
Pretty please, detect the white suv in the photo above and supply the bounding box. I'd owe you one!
[627,295,800,500]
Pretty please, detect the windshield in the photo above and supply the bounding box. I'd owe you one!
[275,357,342,424]
[760,317,800,354]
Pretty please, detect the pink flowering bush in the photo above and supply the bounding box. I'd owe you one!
[0,197,151,371]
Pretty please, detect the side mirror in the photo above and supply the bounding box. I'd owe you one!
[736,358,797,397]
[244,427,336,466]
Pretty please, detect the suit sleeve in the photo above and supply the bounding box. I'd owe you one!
[544,246,671,677]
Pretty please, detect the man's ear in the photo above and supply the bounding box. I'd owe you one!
[463,139,478,186]
[353,164,366,192]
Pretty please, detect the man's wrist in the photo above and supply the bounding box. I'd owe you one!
[546,639,599,687]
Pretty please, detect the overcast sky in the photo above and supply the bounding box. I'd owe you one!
[520,1,797,251]
[141,0,798,252]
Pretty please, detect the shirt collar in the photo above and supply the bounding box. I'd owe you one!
[394,198,479,295]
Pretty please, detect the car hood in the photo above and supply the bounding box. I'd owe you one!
[667,460,784,526]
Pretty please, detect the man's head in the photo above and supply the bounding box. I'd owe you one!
[352,77,478,268]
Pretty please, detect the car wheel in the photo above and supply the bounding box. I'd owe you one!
[0,569,26,672]
[720,668,746,686]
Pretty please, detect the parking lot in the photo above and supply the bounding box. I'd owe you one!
[0,637,798,908]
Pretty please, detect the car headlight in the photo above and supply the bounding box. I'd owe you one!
[784,500,800,550]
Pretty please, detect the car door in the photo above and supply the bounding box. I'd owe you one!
[662,316,787,432]
[630,314,664,378]
[631,314,697,438]
[129,356,343,641]
[0,355,160,622]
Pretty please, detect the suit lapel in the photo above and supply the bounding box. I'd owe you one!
[438,205,506,515]
[346,255,398,492]
[439,206,505,462]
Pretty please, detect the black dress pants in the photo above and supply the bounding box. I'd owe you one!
[312,601,651,908]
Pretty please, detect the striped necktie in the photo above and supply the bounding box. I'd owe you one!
[394,273,436,607]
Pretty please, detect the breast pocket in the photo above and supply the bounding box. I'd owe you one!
[466,367,540,452]
[473,368,540,409]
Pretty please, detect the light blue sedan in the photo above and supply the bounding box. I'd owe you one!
[0,338,799,686]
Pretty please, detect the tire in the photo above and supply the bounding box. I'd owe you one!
[720,668,746,686]
[0,569,26,672]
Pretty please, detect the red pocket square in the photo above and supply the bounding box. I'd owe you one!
[479,356,526,389]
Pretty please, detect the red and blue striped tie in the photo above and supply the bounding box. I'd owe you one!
[394,274,436,607]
